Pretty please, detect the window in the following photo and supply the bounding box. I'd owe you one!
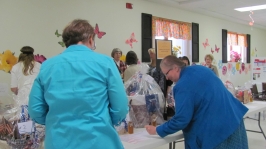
[152,16,192,61]
[227,32,247,63]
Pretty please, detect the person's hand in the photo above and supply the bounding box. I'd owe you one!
[145,125,157,135]
[168,97,175,107]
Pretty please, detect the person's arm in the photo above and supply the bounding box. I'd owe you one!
[10,66,18,95]
[156,89,195,138]
[108,60,129,125]
[10,87,18,95]
[28,75,48,125]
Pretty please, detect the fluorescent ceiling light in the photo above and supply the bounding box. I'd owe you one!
[235,4,266,12]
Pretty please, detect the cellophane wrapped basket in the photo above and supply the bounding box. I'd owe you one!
[124,66,165,128]
[0,77,45,149]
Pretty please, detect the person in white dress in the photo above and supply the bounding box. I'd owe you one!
[10,46,41,105]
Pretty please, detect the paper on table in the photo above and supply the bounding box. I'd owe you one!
[120,131,152,144]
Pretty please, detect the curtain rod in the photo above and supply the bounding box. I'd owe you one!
[153,16,191,25]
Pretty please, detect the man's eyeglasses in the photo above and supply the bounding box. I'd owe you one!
[164,68,173,76]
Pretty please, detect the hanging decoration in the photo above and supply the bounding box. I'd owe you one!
[94,23,106,39]
[232,66,236,75]
[241,63,245,71]
[55,30,61,37]
[0,50,18,73]
[215,45,220,53]
[227,63,232,72]
[202,39,209,49]
[244,67,249,74]
[211,48,214,54]
[218,60,223,69]
[222,66,227,75]
[34,54,47,64]
[249,11,254,26]
[55,29,65,47]
[235,62,241,71]
[125,32,138,48]
[251,48,257,57]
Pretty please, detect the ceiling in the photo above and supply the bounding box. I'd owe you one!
[143,0,266,30]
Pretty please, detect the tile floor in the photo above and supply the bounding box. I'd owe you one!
[154,118,266,149]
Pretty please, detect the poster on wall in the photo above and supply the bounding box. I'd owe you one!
[155,39,172,71]
[251,57,266,83]
[156,40,172,59]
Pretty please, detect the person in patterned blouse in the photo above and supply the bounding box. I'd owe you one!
[111,48,127,78]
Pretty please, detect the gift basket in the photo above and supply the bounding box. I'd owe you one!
[124,64,165,128]
[226,80,252,104]
[0,76,45,149]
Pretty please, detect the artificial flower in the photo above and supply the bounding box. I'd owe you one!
[172,46,181,57]
[34,54,47,64]
[120,54,126,62]
[0,50,18,73]
[230,51,241,62]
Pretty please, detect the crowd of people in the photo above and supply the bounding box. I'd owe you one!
[9,18,248,149]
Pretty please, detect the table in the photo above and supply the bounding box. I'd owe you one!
[244,101,266,140]
[121,128,183,149]
[244,101,266,117]
[121,101,266,149]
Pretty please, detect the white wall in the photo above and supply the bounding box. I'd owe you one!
[0,0,266,103]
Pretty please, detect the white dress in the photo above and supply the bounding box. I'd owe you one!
[10,61,41,105]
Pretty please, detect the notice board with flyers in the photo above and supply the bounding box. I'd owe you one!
[251,57,266,83]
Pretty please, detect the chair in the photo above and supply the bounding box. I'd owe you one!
[250,84,266,101]
[262,82,266,93]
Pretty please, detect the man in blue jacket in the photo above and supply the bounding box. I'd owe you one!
[146,55,248,149]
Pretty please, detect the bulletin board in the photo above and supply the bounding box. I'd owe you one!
[251,57,266,83]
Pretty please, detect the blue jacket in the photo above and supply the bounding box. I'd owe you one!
[29,45,128,149]
[156,65,248,149]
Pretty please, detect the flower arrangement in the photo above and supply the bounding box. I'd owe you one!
[230,51,241,62]
[172,46,181,57]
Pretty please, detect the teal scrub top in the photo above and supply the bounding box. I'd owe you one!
[29,45,128,149]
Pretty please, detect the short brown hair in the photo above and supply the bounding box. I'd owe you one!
[205,54,214,61]
[160,55,186,69]
[111,48,122,58]
[62,19,95,48]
